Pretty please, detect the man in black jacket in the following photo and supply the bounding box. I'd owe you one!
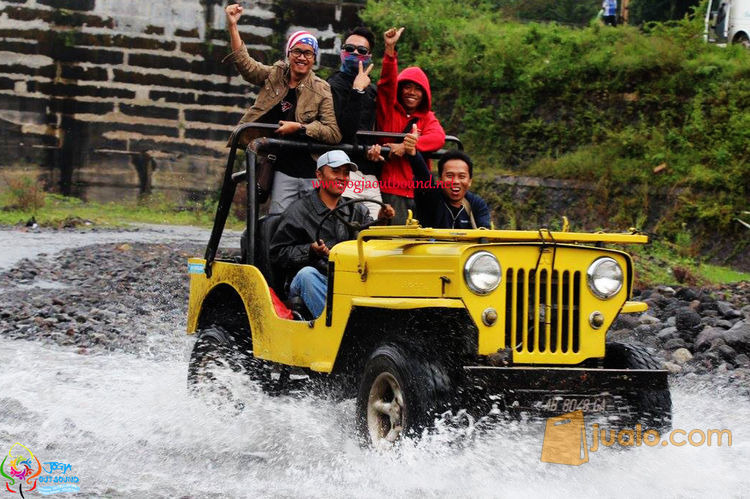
[270,150,394,318]
[403,130,491,229]
[327,27,377,143]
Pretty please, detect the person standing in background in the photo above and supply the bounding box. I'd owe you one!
[602,0,618,26]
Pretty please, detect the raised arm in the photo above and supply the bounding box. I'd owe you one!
[376,27,404,125]
[222,3,272,85]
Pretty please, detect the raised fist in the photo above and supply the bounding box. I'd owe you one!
[384,27,404,47]
[225,3,244,27]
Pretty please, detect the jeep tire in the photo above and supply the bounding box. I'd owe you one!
[356,344,452,446]
[187,326,248,410]
[604,341,672,429]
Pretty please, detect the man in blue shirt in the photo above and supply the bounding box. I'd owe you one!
[403,130,491,229]
[602,0,617,26]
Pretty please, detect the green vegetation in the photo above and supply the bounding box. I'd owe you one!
[361,0,749,267]
[0,179,240,229]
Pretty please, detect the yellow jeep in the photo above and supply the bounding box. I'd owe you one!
[186,124,671,446]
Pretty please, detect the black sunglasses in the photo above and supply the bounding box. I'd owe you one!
[342,44,370,55]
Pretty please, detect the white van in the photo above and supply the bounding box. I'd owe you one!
[705,0,750,46]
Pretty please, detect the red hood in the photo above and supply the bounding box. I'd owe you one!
[397,66,432,112]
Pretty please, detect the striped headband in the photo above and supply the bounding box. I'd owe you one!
[286,30,318,56]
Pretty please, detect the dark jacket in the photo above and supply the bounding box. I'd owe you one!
[327,70,377,144]
[270,190,372,279]
[376,54,446,198]
[410,153,491,229]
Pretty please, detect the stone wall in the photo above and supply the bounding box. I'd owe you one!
[0,0,364,201]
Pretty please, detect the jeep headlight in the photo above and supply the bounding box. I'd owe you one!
[464,251,501,295]
[587,257,623,299]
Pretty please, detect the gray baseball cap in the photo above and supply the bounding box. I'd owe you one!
[316,150,358,172]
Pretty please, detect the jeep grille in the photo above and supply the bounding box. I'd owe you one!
[504,268,581,354]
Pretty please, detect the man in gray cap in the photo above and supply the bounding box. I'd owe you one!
[270,150,394,318]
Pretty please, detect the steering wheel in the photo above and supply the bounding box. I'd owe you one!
[314,198,389,245]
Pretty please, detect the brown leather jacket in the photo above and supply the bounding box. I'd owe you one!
[223,45,341,145]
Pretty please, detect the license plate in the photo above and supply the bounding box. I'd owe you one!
[539,395,609,413]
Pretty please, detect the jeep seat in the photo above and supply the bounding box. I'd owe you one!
[241,214,285,295]
[242,215,314,320]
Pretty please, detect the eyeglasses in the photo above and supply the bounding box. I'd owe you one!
[342,44,370,55]
[289,48,315,59]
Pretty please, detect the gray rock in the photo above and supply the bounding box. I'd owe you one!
[734,354,750,368]
[611,314,640,331]
[664,338,688,350]
[662,361,683,374]
[607,329,636,343]
[656,327,678,341]
[721,321,750,355]
[671,348,693,365]
[675,307,702,331]
[741,305,750,319]
[634,324,658,337]
[666,316,676,327]
[657,285,676,297]
[639,314,662,325]
[717,301,742,319]
[713,344,738,362]
[675,287,699,301]
[695,326,726,351]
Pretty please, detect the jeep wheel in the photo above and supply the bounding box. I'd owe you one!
[356,344,452,447]
[188,326,248,410]
[605,341,672,429]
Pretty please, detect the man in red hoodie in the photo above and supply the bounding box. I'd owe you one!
[371,27,446,224]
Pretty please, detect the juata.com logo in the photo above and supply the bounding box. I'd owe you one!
[540,410,733,466]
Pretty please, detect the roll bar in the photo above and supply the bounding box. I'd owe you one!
[203,122,463,276]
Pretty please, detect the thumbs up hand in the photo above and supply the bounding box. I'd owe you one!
[403,123,419,156]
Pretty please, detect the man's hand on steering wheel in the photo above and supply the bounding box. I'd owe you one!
[314,199,394,245]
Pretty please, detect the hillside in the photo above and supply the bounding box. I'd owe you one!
[361,0,750,270]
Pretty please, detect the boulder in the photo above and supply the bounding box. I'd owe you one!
[638,314,662,326]
[611,314,640,331]
[662,361,683,374]
[606,329,636,343]
[695,326,726,351]
[656,327,677,342]
[721,321,750,355]
[734,354,750,368]
[675,307,702,331]
[664,338,688,350]
[717,301,743,319]
[671,348,693,365]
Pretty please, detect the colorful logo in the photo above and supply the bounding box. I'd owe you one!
[1,444,80,497]
[1,443,42,498]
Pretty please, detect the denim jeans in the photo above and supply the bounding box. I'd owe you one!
[289,266,327,318]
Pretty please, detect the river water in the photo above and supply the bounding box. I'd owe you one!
[1,226,749,497]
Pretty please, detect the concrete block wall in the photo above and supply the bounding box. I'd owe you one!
[0,0,365,201]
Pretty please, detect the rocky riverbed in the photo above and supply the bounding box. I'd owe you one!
[1,227,749,387]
